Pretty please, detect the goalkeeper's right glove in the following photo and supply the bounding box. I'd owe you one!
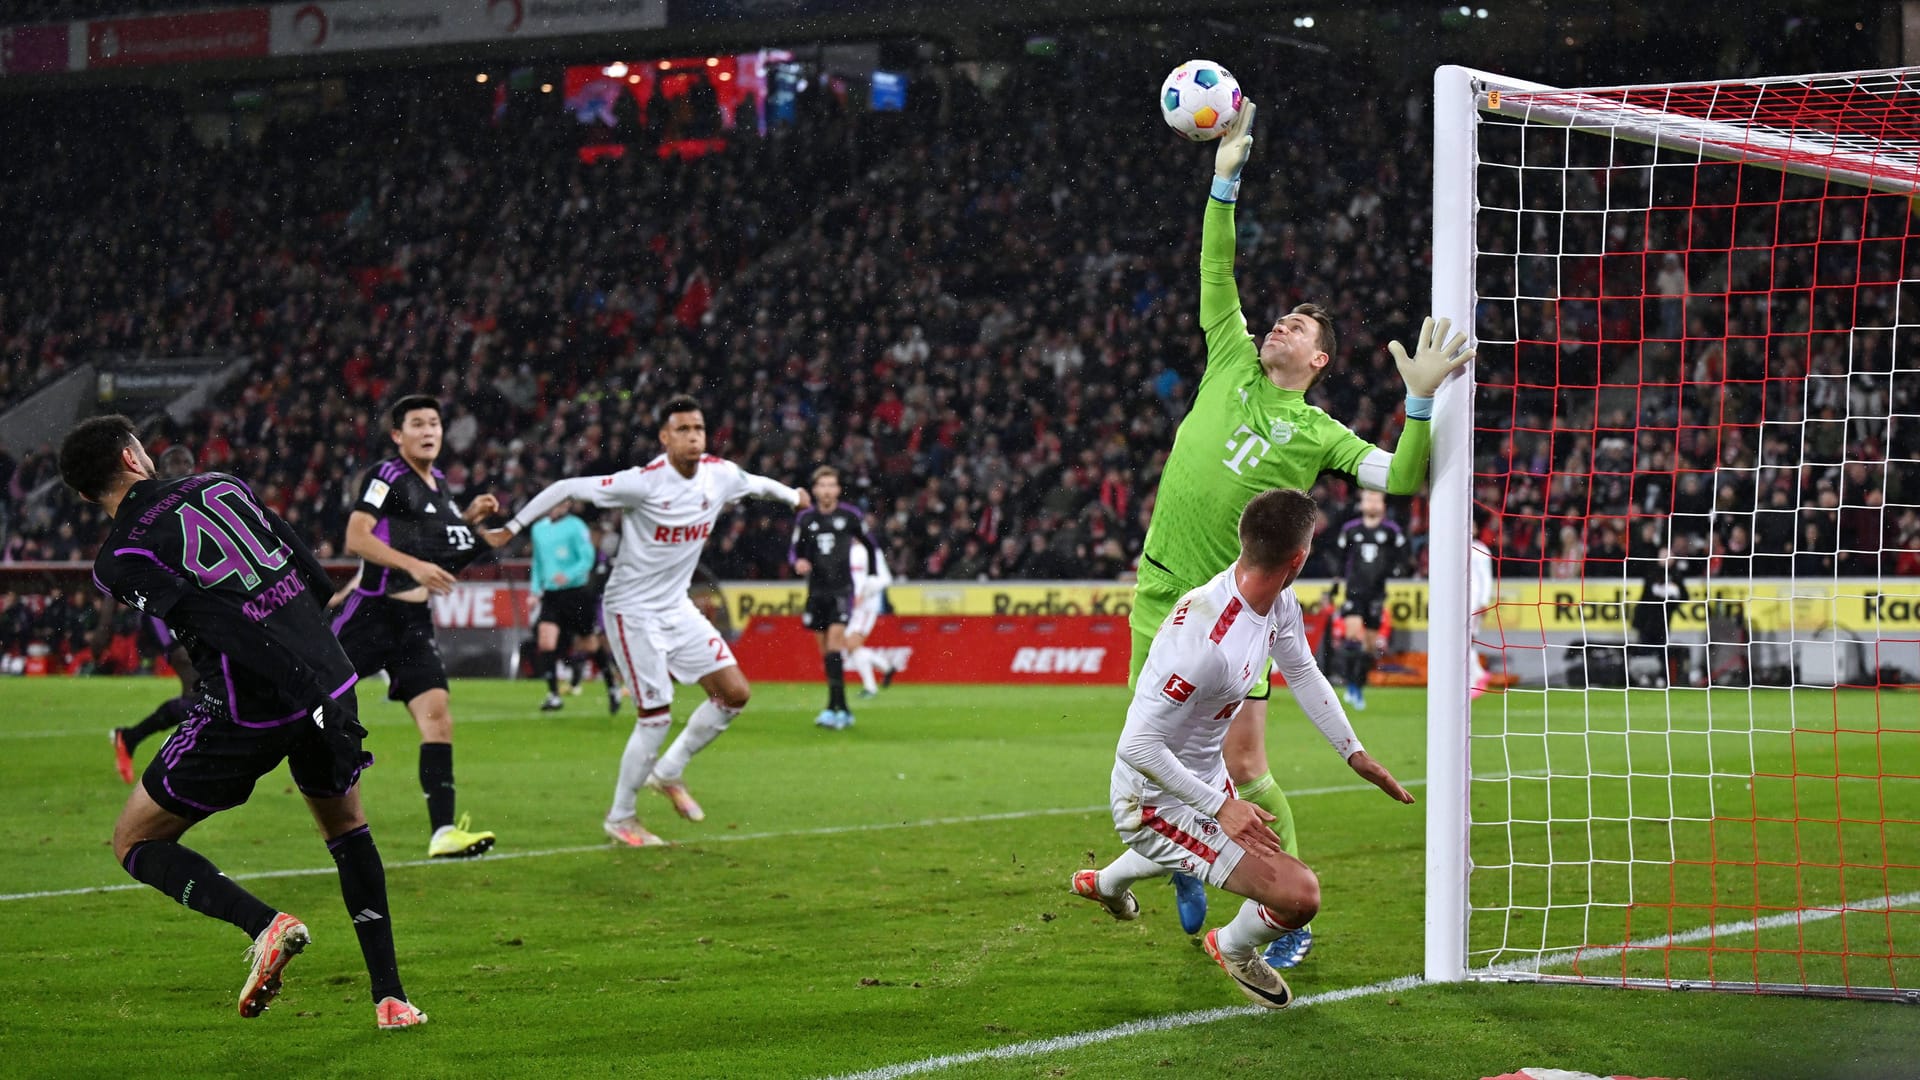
[1387,315,1476,417]
[1211,100,1257,203]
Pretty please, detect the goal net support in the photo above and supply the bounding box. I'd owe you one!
[1426,64,1920,1000]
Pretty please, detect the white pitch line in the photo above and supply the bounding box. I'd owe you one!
[817,976,1430,1080]
[1489,887,1920,974]
[0,777,1441,903]
[817,878,1920,1080]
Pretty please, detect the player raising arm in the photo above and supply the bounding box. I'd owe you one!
[60,416,424,1030]
[1074,489,1414,1008]
[1132,99,1472,958]
[484,396,807,846]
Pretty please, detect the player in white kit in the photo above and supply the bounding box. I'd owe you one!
[485,397,807,846]
[1070,489,1416,1008]
[845,540,896,697]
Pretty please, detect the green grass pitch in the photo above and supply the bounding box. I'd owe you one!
[0,678,1911,1079]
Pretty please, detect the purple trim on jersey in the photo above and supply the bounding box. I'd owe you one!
[430,466,445,479]
[330,591,365,634]
[159,702,213,769]
[163,776,230,814]
[299,750,372,799]
[377,459,408,483]
[91,569,108,596]
[325,824,370,852]
[357,520,396,596]
[225,670,359,729]
[113,547,177,573]
[788,508,814,564]
[220,657,241,719]
[149,617,173,650]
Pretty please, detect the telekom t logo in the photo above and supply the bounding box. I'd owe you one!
[1222,424,1270,475]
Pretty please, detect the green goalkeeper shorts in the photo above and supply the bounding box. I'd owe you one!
[1128,571,1271,699]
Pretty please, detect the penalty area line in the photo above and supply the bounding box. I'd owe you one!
[0,777,1437,904]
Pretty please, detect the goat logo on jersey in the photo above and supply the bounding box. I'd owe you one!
[1161,673,1197,703]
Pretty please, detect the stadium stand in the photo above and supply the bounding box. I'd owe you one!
[2,24,1904,664]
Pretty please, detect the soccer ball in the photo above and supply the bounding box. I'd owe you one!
[1160,60,1242,141]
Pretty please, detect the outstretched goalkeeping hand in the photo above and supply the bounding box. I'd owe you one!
[1211,99,1257,202]
[1386,316,1475,420]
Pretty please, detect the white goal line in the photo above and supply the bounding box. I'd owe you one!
[816,889,1919,1080]
[0,776,1455,904]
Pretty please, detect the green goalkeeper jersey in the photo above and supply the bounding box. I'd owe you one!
[1137,197,1432,596]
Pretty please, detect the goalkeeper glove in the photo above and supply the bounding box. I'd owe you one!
[1387,315,1475,414]
[1210,100,1257,203]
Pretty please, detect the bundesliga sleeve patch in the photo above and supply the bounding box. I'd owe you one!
[1162,673,1197,703]
[364,478,390,508]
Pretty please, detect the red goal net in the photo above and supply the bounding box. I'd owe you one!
[1455,67,1920,998]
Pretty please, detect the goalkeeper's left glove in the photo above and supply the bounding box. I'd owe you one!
[1387,315,1475,417]
[1210,100,1257,203]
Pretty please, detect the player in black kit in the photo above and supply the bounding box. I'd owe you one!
[334,395,498,858]
[789,466,876,730]
[58,415,425,1030]
[1333,490,1408,711]
[110,444,201,784]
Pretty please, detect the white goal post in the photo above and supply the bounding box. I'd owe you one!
[1425,63,1920,1000]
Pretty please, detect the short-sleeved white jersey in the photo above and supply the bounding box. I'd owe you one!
[509,455,798,612]
[1114,565,1361,822]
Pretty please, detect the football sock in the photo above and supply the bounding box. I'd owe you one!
[825,651,847,711]
[123,696,189,751]
[1216,899,1298,961]
[596,647,618,690]
[121,839,276,939]
[654,699,740,782]
[1095,848,1166,898]
[418,742,455,833]
[609,709,673,819]
[1340,641,1367,691]
[538,649,559,695]
[568,651,586,690]
[326,825,405,1003]
[851,647,878,693]
[1236,771,1298,857]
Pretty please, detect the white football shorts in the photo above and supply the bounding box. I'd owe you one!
[847,589,883,637]
[1113,794,1246,889]
[602,597,736,715]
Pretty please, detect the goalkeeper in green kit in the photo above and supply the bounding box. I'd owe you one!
[1132,99,1474,966]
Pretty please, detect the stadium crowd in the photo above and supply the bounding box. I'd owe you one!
[2,30,1914,669]
[2,46,1432,585]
